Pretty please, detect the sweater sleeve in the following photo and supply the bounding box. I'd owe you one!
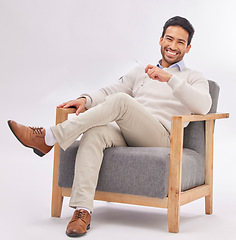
[79,67,139,109]
[167,71,212,114]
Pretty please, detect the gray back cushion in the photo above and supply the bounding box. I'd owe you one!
[183,80,220,156]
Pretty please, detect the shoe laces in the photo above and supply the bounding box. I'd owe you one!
[71,210,87,223]
[30,127,43,135]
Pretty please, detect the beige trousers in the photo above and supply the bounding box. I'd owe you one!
[51,93,170,212]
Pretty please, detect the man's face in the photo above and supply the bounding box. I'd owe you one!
[159,26,191,67]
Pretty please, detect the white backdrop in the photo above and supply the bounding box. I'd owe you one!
[0,1,235,240]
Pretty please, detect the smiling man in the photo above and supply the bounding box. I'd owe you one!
[8,16,212,237]
[145,18,192,82]
[161,26,191,65]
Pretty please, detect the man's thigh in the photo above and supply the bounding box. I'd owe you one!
[115,98,170,148]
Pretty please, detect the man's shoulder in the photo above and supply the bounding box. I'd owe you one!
[182,67,206,78]
[183,66,202,73]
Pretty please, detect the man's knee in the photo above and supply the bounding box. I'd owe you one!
[80,125,125,148]
[81,126,113,146]
[82,126,107,138]
[106,92,133,107]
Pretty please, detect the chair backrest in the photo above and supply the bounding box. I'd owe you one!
[183,80,220,156]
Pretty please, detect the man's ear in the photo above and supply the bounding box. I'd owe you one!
[186,44,191,53]
[159,36,163,46]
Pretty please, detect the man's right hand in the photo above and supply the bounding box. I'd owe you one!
[57,97,87,116]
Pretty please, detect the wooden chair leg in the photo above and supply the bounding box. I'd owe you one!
[51,143,63,217]
[205,195,213,215]
[51,185,64,217]
[168,197,180,233]
[51,108,72,217]
[168,116,184,233]
[205,120,214,215]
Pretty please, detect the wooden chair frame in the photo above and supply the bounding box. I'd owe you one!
[51,107,229,233]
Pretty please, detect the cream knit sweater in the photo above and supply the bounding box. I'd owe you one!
[81,66,212,132]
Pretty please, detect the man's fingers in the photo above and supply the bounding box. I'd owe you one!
[146,68,155,79]
[57,102,67,108]
[145,64,154,73]
[75,108,81,116]
[75,106,84,116]
[63,102,73,108]
[57,100,76,109]
[57,99,86,113]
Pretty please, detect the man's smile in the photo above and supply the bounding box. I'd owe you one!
[165,48,179,57]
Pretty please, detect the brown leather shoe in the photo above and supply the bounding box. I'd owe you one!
[66,209,91,237]
[8,120,53,157]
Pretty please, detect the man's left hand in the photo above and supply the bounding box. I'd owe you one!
[145,64,172,82]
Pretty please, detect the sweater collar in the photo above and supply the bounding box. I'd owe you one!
[157,60,185,72]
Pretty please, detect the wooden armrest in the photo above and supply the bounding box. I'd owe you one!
[172,113,229,123]
[55,107,77,124]
[57,107,77,115]
[169,112,229,166]
[168,111,229,216]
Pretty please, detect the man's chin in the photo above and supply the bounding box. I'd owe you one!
[164,58,178,65]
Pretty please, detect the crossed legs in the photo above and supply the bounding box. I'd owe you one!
[51,93,170,211]
[8,92,170,237]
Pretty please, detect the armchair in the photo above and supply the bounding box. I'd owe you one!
[51,80,229,233]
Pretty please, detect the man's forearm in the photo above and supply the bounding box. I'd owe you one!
[167,75,212,114]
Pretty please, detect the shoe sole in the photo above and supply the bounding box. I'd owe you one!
[7,120,45,157]
[66,224,90,238]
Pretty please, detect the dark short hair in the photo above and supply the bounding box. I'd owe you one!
[162,16,195,45]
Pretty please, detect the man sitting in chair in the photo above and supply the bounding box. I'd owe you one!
[8,16,212,237]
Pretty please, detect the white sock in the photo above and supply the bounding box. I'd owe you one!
[45,128,57,146]
[76,207,91,214]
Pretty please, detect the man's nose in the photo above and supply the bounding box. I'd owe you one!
[169,41,178,50]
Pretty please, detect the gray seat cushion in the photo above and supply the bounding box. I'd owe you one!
[59,141,205,199]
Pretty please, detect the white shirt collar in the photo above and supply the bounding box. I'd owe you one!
[157,60,185,72]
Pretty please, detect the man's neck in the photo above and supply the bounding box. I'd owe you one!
[158,59,185,72]
[160,59,171,68]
